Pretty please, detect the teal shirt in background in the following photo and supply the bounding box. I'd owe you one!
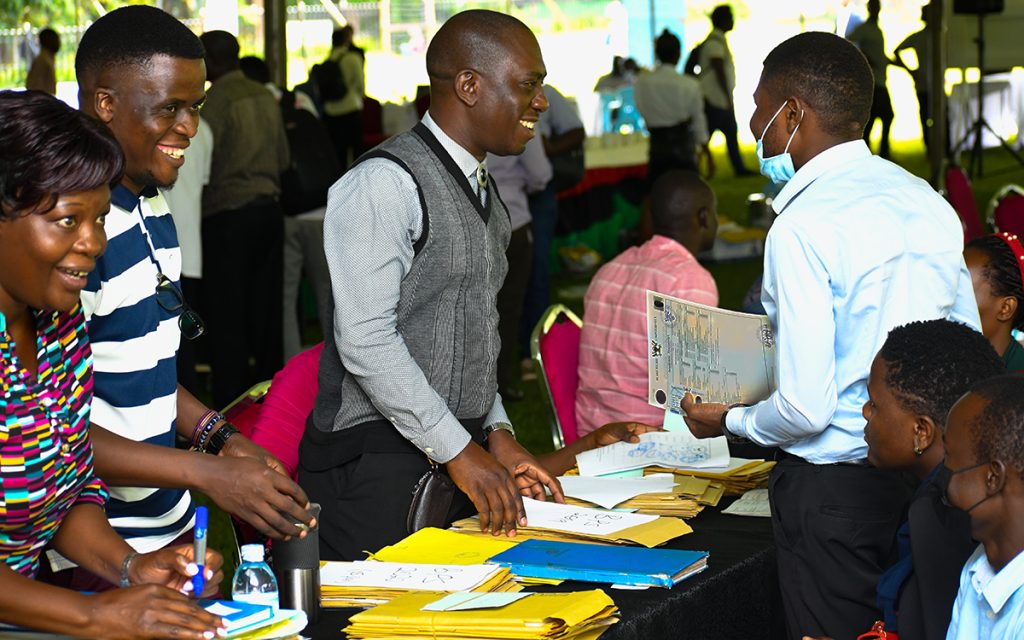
[1002,338,1024,374]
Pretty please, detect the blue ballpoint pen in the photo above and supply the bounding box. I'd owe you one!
[192,506,207,596]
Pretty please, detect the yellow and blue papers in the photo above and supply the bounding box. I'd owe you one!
[370,528,563,586]
[344,589,618,640]
[320,560,518,608]
[576,431,730,477]
[225,608,307,640]
[451,497,691,547]
[488,539,708,589]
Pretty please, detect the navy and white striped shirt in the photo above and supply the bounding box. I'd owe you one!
[80,185,194,552]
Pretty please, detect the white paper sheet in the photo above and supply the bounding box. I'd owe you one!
[558,474,675,509]
[320,561,500,591]
[522,497,657,535]
[575,431,730,477]
[722,489,772,517]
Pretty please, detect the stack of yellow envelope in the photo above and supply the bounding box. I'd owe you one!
[344,589,618,640]
[651,460,776,496]
[319,560,520,608]
[562,475,716,517]
[369,528,563,586]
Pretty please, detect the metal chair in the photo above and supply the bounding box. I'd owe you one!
[530,304,583,450]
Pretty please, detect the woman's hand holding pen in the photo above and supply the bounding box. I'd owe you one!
[129,544,223,598]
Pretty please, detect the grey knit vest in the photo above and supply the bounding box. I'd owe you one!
[312,123,511,434]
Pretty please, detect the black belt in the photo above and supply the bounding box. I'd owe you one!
[776,448,871,467]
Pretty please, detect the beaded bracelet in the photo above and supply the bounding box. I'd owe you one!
[190,410,225,452]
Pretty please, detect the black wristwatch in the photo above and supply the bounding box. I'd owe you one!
[205,421,240,455]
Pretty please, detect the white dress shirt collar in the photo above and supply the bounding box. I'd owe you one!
[969,546,1024,615]
[773,139,871,215]
[422,112,486,188]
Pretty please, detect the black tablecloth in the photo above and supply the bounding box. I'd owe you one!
[305,501,785,640]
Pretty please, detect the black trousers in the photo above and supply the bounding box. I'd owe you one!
[298,420,482,561]
[705,101,748,175]
[497,226,532,389]
[324,110,363,169]
[647,123,696,188]
[202,200,284,409]
[769,456,912,640]
[864,86,894,158]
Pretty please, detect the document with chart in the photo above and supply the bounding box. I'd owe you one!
[646,290,777,411]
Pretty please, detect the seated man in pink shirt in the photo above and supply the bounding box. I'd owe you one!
[575,170,718,435]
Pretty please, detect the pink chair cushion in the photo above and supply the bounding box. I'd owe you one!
[538,317,582,445]
[946,166,985,242]
[994,192,1024,237]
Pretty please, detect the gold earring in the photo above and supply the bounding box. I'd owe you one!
[913,445,924,456]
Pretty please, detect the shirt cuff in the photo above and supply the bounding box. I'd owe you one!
[484,393,510,429]
[725,405,754,441]
[407,412,472,464]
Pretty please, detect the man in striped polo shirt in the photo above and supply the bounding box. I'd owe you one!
[42,6,315,589]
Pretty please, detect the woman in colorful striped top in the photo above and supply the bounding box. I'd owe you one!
[0,91,225,638]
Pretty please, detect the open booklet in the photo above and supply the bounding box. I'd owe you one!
[646,290,777,411]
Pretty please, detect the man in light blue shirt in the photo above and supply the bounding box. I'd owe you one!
[943,375,1024,640]
[683,32,980,639]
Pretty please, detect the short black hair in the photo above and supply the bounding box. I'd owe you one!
[425,10,534,81]
[654,29,681,65]
[39,28,60,53]
[75,5,204,85]
[239,56,271,84]
[0,90,123,218]
[332,25,354,48]
[966,233,1024,331]
[761,31,873,138]
[200,30,240,68]
[878,319,1004,428]
[966,374,1024,479]
[650,170,714,235]
[710,5,733,29]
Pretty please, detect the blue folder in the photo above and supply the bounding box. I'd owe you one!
[488,539,709,588]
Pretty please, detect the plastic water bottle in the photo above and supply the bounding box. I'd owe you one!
[232,544,279,610]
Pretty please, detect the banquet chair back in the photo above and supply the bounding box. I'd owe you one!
[530,305,583,450]
[944,164,985,243]
[989,184,1024,237]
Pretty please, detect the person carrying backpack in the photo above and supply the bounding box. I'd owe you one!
[321,25,365,168]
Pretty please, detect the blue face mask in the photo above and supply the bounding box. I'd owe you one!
[756,101,803,184]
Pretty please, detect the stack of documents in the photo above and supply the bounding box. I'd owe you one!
[450,497,691,548]
[652,459,776,496]
[489,539,708,588]
[319,560,519,608]
[344,589,618,640]
[370,527,562,586]
[576,432,731,477]
[200,601,308,640]
[559,473,701,518]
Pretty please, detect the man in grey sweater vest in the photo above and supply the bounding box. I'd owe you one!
[299,9,565,561]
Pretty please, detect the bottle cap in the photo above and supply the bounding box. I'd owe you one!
[240,543,265,563]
